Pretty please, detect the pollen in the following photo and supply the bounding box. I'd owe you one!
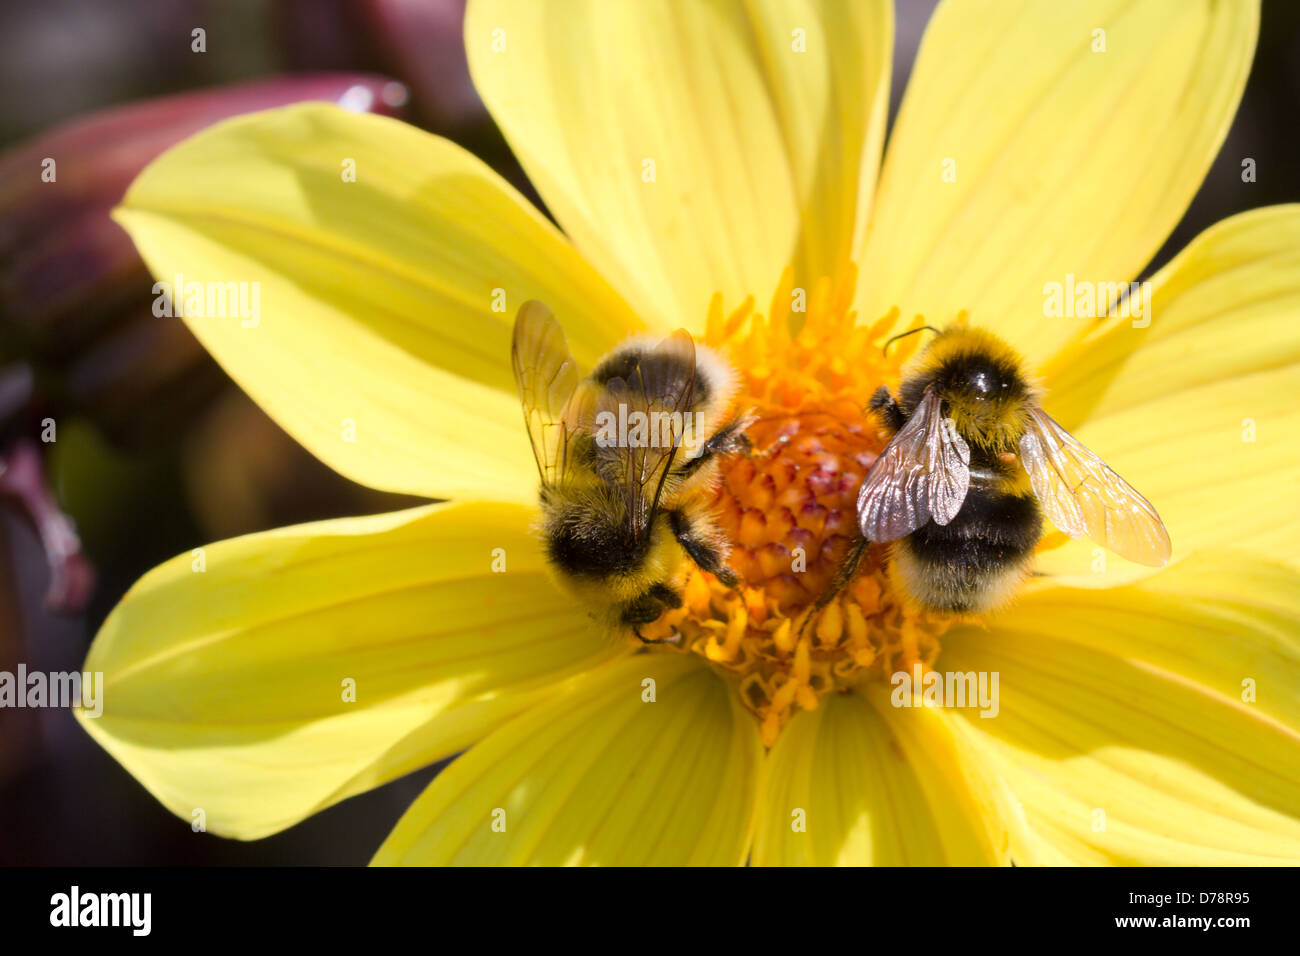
[641,266,955,747]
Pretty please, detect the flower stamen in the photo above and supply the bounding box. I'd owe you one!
[647,265,958,746]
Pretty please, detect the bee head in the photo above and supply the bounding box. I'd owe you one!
[898,327,1034,449]
[944,355,1020,402]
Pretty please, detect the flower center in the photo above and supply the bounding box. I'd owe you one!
[639,266,955,746]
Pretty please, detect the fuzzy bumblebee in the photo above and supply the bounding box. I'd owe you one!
[848,326,1171,614]
[511,301,750,639]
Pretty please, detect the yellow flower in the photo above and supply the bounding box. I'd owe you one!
[81,0,1300,865]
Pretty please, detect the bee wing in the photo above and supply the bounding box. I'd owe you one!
[596,330,698,539]
[1018,406,1171,566]
[511,301,581,488]
[857,386,971,542]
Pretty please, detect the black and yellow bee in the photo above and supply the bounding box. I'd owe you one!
[511,301,749,638]
[831,325,1170,615]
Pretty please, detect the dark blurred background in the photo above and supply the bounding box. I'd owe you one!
[0,0,1296,865]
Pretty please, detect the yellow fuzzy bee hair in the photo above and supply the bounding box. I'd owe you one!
[899,326,1043,451]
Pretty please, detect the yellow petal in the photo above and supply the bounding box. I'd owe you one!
[1034,366,1298,585]
[864,686,1041,865]
[857,0,1258,365]
[1044,205,1300,425]
[466,0,892,326]
[76,501,623,840]
[1032,207,1300,582]
[114,103,642,502]
[372,654,761,865]
[944,554,1300,865]
[751,689,1022,864]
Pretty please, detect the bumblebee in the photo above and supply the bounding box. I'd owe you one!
[826,325,1170,615]
[511,301,749,638]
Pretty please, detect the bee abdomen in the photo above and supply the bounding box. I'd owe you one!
[895,490,1042,613]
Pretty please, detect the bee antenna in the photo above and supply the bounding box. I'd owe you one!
[882,325,940,356]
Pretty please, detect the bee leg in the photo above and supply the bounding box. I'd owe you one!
[668,510,740,588]
[622,587,684,645]
[799,536,868,636]
[674,416,751,479]
[712,567,740,588]
[647,582,683,609]
[622,593,666,625]
[868,386,906,431]
[634,627,682,646]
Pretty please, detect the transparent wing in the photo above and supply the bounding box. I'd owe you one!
[595,330,697,541]
[1019,406,1171,566]
[857,386,971,542]
[511,300,580,488]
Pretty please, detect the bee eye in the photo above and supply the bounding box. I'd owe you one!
[965,369,993,398]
